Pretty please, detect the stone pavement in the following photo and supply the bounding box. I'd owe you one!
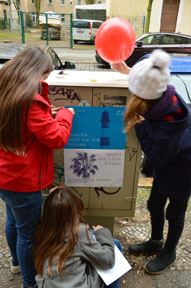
[1,180,191,287]
[114,184,191,288]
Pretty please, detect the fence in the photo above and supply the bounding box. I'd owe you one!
[20,11,73,48]
[0,11,145,46]
[0,11,73,48]
[0,6,20,43]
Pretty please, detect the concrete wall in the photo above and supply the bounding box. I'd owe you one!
[0,2,9,19]
[108,0,147,18]
[149,0,163,32]
[0,2,19,30]
[106,0,147,37]
[176,0,190,35]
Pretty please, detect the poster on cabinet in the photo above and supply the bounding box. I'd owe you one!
[64,106,126,187]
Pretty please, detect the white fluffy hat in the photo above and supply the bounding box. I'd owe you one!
[128,49,171,100]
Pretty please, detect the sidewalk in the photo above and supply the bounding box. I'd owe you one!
[0,179,191,287]
[114,183,191,288]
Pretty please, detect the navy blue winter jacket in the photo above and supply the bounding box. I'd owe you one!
[135,85,191,200]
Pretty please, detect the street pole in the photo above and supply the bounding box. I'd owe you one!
[20,11,25,44]
[145,0,153,33]
[9,0,13,42]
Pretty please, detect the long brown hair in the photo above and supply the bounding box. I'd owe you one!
[0,47,53,154]
[34,186,89,277]
[124,94,157,132]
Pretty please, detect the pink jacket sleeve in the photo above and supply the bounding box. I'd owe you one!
[27,101,73,149]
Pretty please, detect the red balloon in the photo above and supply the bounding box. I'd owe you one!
[95,18,136,64]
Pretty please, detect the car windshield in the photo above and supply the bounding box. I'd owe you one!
[72,21,90,29]
[170,74,191,105]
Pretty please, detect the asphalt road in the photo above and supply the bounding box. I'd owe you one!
[54,47,96,62]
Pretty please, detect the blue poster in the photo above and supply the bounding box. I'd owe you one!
[64,107,127,187]
[65,107,126,150]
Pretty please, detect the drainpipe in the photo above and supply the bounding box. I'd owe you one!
[145,0,153,33]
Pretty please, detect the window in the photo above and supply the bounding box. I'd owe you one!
[141,34,161,45]
[48,0,53,4]
[162,35,191,45]
[92,22,102,28]
[70,0,72,6]
[31,0,35,4]
[61,14,65,24]
[61,0,65,5]
[72,20,90,29]
[77,0,81,5]
[3,10,7,22]
[162,35,177,44]
[47,48,61,70]
[179,37,191,44]
[32,12,37,23]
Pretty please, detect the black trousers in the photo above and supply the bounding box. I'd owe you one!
[147,180,188,251]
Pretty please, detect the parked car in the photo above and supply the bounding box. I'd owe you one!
[0,43,75,70]
[95,32,191,68]
[140,55,191,177]
[73,19,103,44]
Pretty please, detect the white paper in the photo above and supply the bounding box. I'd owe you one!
[64,149,125,187]
[94,245,132,286]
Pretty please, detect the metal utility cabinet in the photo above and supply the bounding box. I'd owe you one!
[46,70,141,233]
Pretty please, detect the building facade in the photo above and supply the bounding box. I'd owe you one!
[107,0,191,36]
[150,0,191,35]
[106,0,148,36]
[25,0,106,14]
[0,0,106,27]
[1,0,191,36]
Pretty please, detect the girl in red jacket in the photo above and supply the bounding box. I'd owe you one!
[0,47,74,288]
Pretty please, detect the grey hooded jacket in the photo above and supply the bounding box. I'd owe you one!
[35,224,115,288]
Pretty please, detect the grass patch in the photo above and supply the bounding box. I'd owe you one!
[0,30,96,49]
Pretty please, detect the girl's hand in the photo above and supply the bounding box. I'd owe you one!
[135,114,145,124]
[49,184,60,194]
[111,62,131,75]
[92,225,103,231]
[51,105,63,116]
[67,107,75,115]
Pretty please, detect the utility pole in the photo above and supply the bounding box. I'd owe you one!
[9,0,13,42]
[145,0,153,33]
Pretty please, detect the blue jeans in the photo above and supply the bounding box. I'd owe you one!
[0,189,42,288]
[100,238,122,288]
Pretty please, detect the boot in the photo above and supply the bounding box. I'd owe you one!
[129,238,163,255]
[10,262,20,274]
[145,247,176,274]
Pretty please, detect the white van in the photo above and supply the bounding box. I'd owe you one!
[72,19,103,44]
